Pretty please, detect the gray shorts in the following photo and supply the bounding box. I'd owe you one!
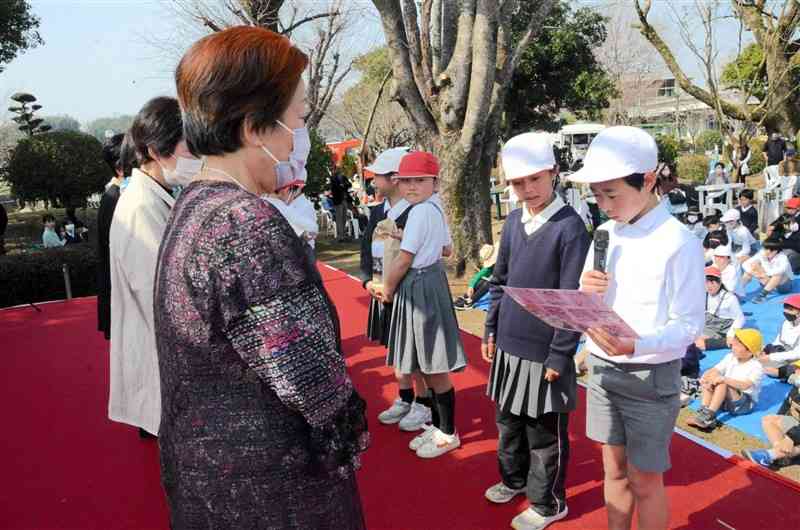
[779,415,800,434]
[586,354,681,473]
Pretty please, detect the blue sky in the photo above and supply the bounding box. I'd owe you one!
[1,0,181,123]
[0,0,750,126]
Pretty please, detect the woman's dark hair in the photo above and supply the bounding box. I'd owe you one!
[176,26,309,156]
[703,214,720,228]
[763,237,783,251]
[42,214,55,224]
[739,189,754,200]
[119,132,139,176]
[714,162,724,169]
[102,133,125,174]
[129,96,183,165]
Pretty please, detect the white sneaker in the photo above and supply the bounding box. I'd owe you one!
[408,424,436,451]
[511,506,568,530]
[416,428,460,458]
[378,398,411,425]
[484,482,526,504]
[398,402,432,431]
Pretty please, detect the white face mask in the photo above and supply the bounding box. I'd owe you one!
[687,215,698,224]
[163,155,203,187]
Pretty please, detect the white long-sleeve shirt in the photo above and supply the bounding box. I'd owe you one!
[581,203,706,364]
[768,319,800,363]
[706,290,745,338]
[719,262,744,298]
[727,224,755,259]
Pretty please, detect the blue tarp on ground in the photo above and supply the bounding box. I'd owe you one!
[686,277,799,442]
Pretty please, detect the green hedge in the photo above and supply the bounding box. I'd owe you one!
[0,243,98,308]
[677,153,711,184]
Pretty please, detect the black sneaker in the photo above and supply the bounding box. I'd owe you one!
[689,408,717,430]
[453,297,473,311]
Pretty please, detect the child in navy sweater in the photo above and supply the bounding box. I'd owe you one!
[482,133,590,530]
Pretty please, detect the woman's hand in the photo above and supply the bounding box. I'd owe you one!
[586,327,634,357]
[580,271,611,295]
[543,368,560,382]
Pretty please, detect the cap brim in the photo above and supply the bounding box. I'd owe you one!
[567,166,620,184]
[505,163,555,180]
[364,163,393,175]
[394,173,438,179]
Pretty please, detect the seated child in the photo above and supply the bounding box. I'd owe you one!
[688,328,765,430]
[742,237,794,303]
[721,208,757,264]
[712,245,744,298]
[454,242,497,310]
[742,374,800,468]
[694,266,745,351]
[41,214,66,248]
[758,294,800,379]
[703,227,729,264]
[684,207,706,240]
[736,189,758,237]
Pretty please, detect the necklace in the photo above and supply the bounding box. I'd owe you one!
[203,165,251,193]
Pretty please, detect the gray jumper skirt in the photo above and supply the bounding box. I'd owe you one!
[387,260,467,375]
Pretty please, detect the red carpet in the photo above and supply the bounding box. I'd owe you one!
[1,264,799,529]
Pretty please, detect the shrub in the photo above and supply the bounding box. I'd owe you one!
[655,134,680,167]
[677,153,710,184]
[3,130,108,208]
[0,243,97,308]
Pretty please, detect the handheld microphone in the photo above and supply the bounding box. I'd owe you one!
[593,229,609,272]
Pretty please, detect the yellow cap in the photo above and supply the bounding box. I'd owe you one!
[734,328,763,354]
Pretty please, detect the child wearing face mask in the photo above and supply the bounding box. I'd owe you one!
[381,151,467,459]
[720,209,757,264]
[758,294,800,380]
[684,208,706,240]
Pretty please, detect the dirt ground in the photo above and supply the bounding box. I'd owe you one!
[315,220,800,484]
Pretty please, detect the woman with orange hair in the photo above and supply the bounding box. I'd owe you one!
[154,26,368,528]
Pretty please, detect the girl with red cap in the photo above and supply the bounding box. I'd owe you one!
[758,294,800,379]
[382,150,467,459]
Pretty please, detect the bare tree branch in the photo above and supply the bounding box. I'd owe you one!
[283,11,340,35]
[359,68,393,163]
[371,0,438,135]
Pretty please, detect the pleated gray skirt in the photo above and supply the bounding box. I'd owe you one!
[387,261,467,375]
[487,348,575,417]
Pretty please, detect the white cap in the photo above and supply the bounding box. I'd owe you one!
[500,132,556,181]
[720,209,740,223]
[713,245,732,257]
[364,147,409,175]
[568,126,658,184]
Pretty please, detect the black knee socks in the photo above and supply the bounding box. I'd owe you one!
[415,392,433,409]
[399,387,415,404]
[434,388,456,435]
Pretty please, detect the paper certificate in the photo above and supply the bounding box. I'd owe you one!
[501,287,640,340]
